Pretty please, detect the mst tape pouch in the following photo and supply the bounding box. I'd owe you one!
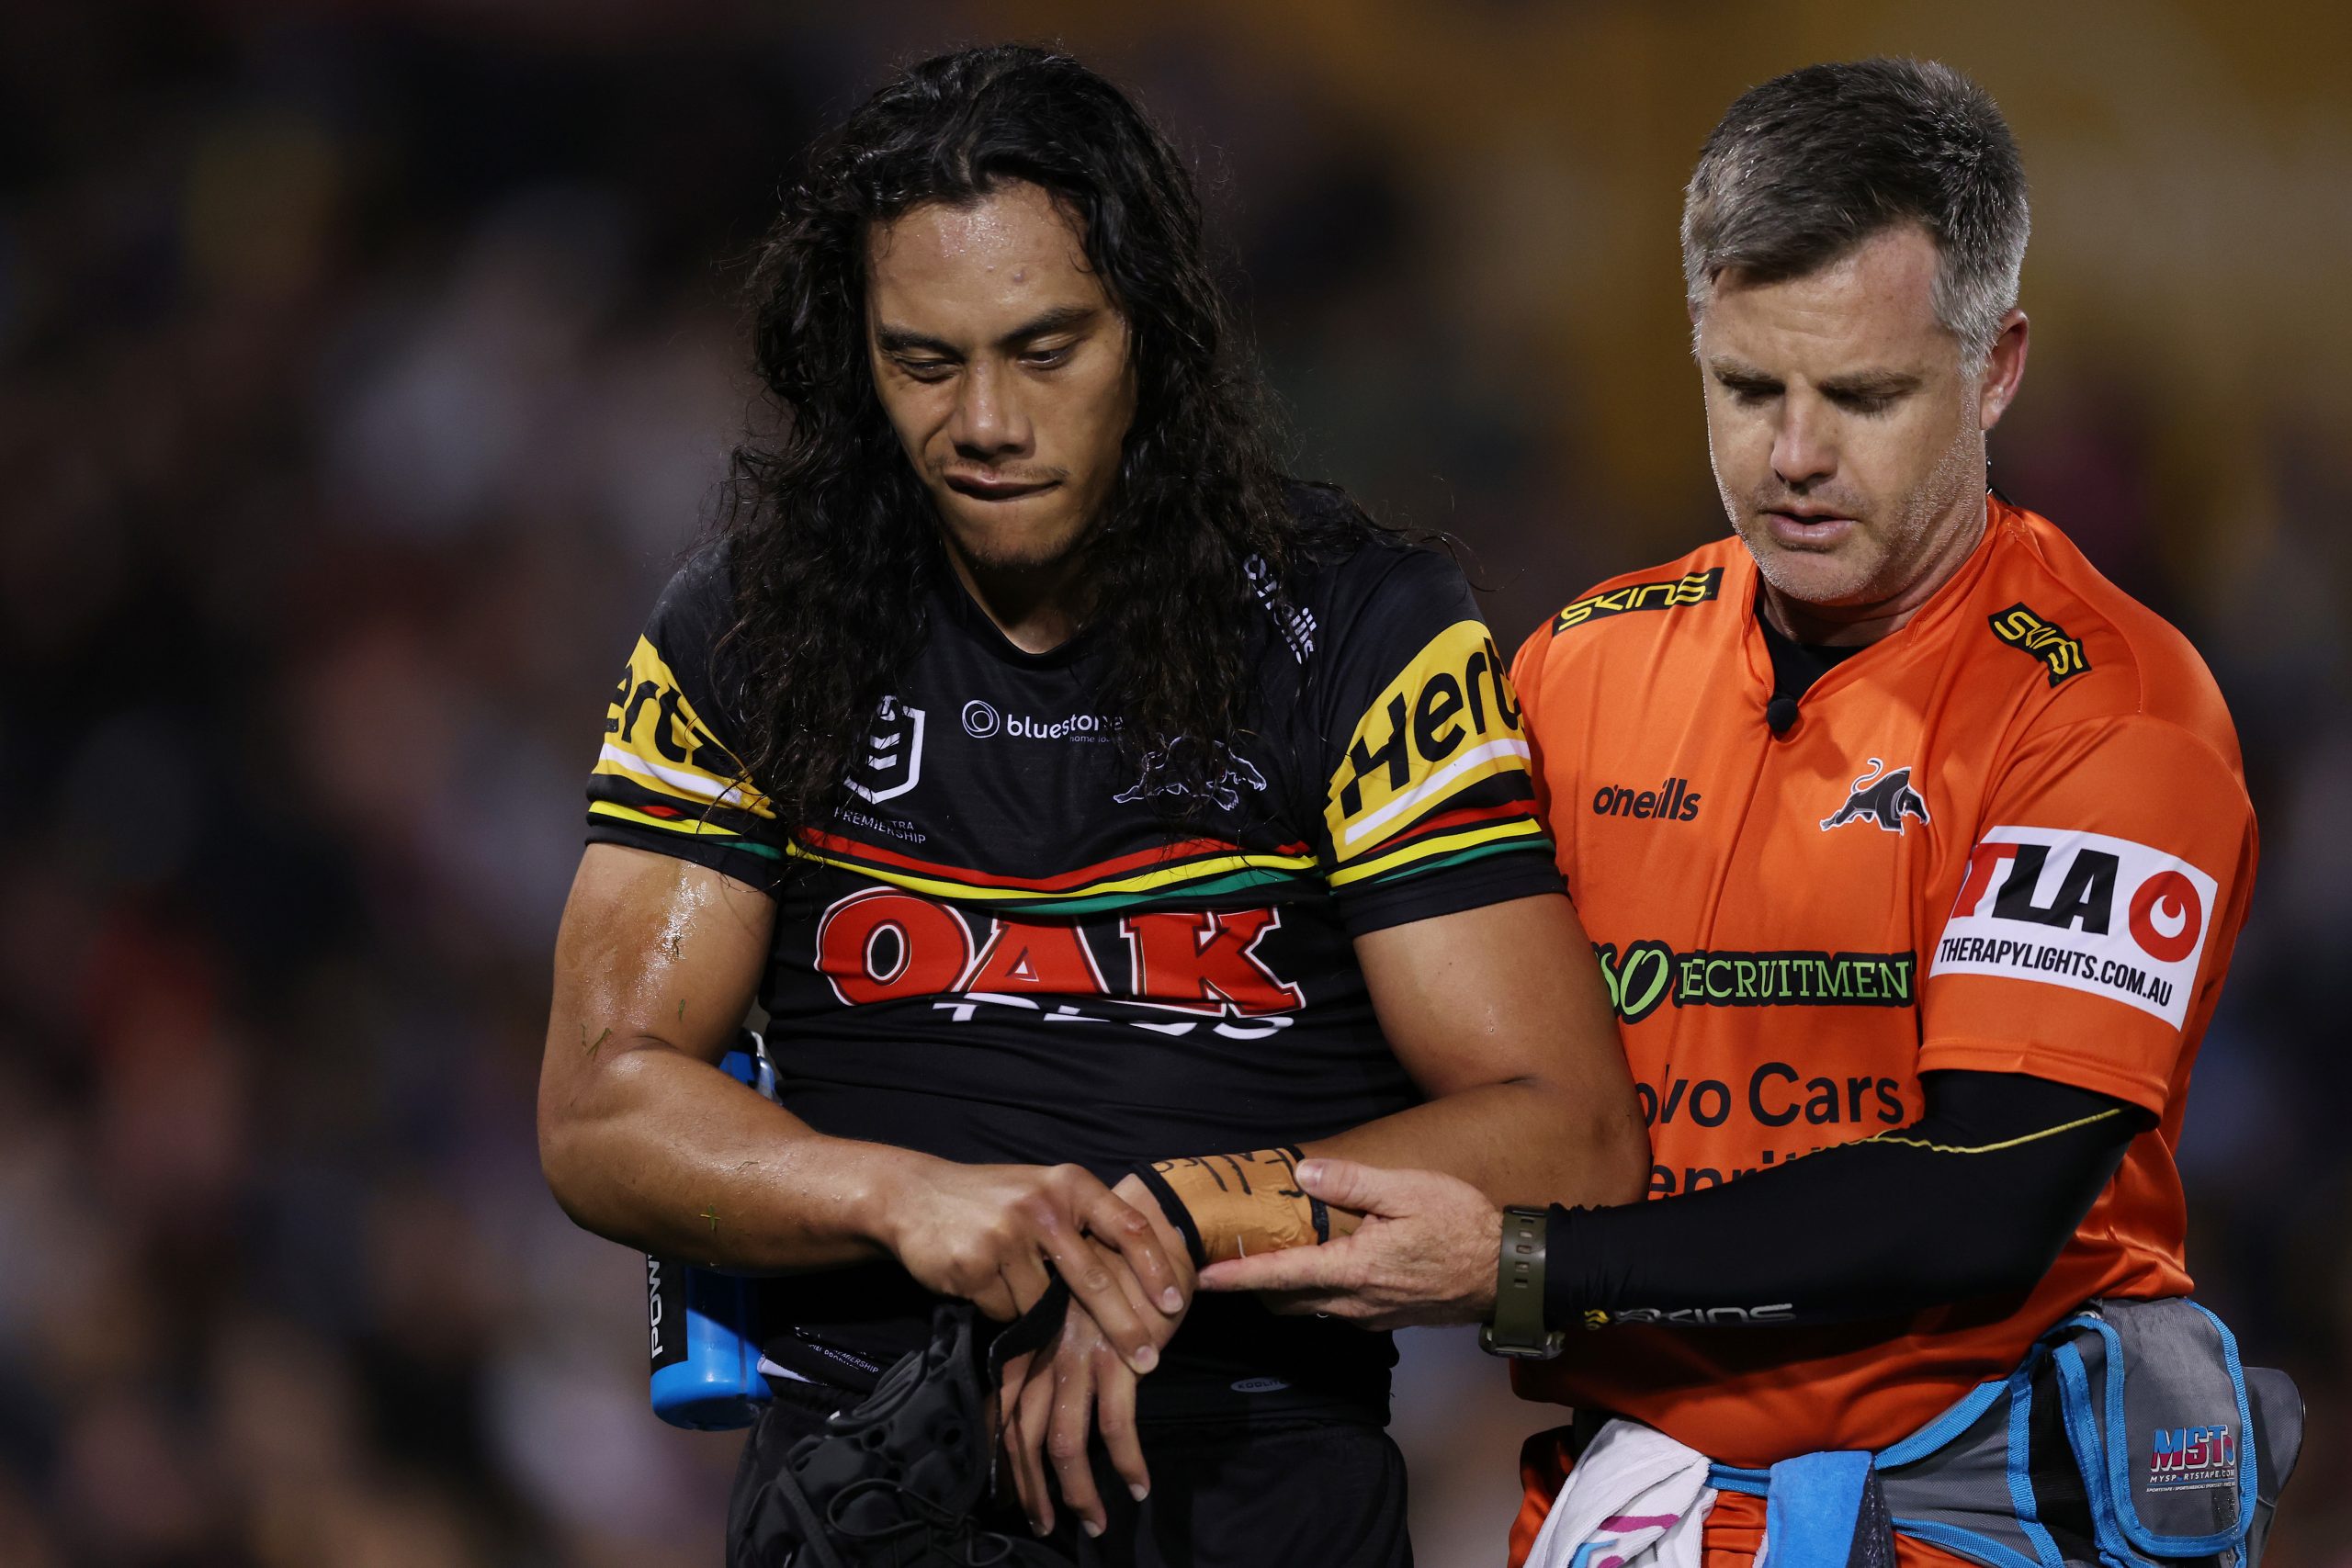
[1711,1298,2302,1568]
[2044,1298,2301,1567]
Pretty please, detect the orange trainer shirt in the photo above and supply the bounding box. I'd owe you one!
[1508,497,2256,1471]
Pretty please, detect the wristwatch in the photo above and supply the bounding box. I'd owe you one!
[1478,1206,1566,1359]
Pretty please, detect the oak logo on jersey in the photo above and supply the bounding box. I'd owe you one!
[1820,758,1929,834]
[1931,825,2219,1027]
[1326,620,1527,856]
[845,695,925,805]
[1988,602,2091,686]
[1596,940,1917,1024]
[814,889,1304,1030]
[1551,567,1723,634]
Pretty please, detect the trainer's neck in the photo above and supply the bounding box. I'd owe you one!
[941,535,1095,656]
[1758,492,1990,649]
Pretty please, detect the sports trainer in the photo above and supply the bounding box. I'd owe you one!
[536,44,1645,1568]
[1203,60,2272,1566]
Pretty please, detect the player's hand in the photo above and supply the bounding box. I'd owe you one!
[998,1172,1193,1537]
[999,1271,1159,1538]
[879,1159,1184,1372]
[1194,1158,1502,1330]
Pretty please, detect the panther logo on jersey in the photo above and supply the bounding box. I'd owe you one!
[1820,758,1929,834]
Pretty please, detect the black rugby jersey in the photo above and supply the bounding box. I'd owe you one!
[584,515,1560,1416]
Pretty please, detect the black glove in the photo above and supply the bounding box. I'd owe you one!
[732,1281,1070,1568]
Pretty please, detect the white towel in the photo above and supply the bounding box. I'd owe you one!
[1521,1419,1715,1568]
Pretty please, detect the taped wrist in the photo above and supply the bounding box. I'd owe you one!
[1130,1146,1331,1268]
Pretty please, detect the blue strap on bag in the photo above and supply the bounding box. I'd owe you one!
[1702,1298,2301,1568]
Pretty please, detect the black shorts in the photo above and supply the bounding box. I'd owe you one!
[727,1377,1413,1568]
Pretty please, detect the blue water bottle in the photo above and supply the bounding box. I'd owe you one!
[648,1036,777,1429]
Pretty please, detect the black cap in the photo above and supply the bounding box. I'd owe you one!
[1765,695,1800,737]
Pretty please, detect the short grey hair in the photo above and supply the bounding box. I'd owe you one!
[1681,59,2030,367]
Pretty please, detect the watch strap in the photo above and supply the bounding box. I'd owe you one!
[1479,1205,1565,1359]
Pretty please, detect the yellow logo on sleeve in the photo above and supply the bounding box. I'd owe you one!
[594,637,772,818]
[1325,620,1529,857]
[1986,603,2091,687]
[1552,567,1722,632]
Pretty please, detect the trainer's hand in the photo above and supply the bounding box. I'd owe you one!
[1194,1158,1502,1330]
[879,1159,1183,1373]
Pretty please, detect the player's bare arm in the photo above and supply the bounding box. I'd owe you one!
[538,843,1181,1359]
[1312,891,1645,1211]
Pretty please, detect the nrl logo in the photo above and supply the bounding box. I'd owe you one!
[1820,757,1929,834]
[844,695,925,805]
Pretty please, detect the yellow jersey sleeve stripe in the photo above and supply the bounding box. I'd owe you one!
[781,840,1318,903]
[1326,817,1547,888]
[594,742,771,816]
[1337,738,1532,852]
[589,799,748,839]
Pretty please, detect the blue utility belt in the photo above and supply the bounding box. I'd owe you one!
[1701,1298,2301,1568]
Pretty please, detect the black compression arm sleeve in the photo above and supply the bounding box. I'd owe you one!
[1546,1070,2153,1329]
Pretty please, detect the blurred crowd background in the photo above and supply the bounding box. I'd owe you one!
[5,1,2347,1562]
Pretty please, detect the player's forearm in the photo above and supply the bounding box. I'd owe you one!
[537,1039,932,1270]
[1304,1077,1649,1210]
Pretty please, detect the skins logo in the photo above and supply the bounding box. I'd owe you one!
[1988,602,2091,686]
[1820,758,1929,834]
[844,695,924,805]
[1552,567,1722,633]
[1932,825,2219,1026]
[2149,1423,2235,1490]
[1589,1303,1795,1327]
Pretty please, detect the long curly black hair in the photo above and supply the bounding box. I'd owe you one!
[713,42,1372,839]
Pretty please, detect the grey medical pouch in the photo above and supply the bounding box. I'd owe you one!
[1852,1297,2302,1568]
[2046,1298,2301,1566]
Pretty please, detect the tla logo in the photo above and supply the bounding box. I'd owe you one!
[2148,1423,2235,1490]
[1592,776,1701,823]
[1930,825,2219,1027]
[1820,758,1928,834]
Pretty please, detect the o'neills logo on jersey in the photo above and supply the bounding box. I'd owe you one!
[1931,825,2218,1027]
[1552,567,1722,633]
[1592,776,1701,823]
[813,889,1304,1036]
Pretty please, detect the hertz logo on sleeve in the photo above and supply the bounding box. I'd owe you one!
[1553,567,1723,633]
[1987,602,2091,686]
[1326,620,1527,856]
[594,637,774,819]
